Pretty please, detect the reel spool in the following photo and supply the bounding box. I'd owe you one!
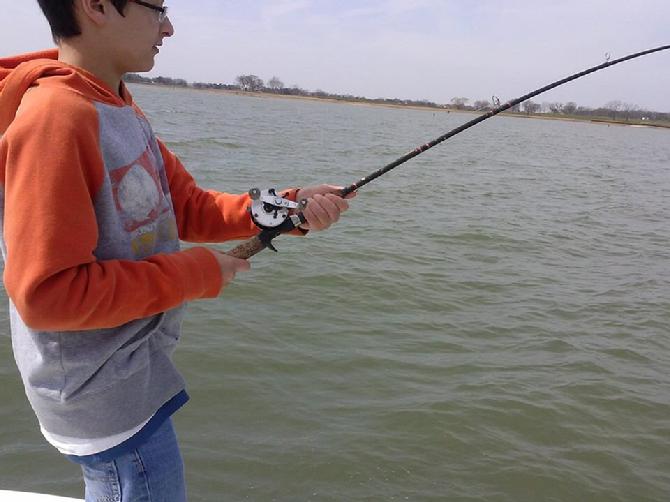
[247,188,305,230]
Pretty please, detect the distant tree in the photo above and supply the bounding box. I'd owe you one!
[236,74,264,91]
[473,100,491,111]
[415,99,438,108]
[621,102,640,121]
[562,102,578,115]
[450,97,469,110]
[604,100,623,120]
[549,102,563,114]
[522,100,541,114]
[124,73,152,84]
[267,76,284,92]
[283,85,307,96]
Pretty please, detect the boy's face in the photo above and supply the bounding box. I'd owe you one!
[109,0,174,74]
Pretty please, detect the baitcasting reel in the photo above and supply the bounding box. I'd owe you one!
[246,188,307,252]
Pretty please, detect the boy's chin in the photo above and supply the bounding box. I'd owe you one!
[138,61,156,73]
[127,58,156,74]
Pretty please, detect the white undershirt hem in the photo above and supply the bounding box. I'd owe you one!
[40,415,153,456]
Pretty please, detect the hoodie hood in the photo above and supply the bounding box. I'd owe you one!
[0,49,131,135]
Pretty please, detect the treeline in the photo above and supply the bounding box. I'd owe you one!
[123,74,669,123]
[450,97,669,123]
[123,73,445,109]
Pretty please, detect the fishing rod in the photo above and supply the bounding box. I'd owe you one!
[228,44,670,260]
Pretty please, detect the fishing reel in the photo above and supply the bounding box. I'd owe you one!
[246,188,307,252]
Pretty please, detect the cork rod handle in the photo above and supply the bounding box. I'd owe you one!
[226,236,267,259]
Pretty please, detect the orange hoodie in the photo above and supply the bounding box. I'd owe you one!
[0,50,290,332]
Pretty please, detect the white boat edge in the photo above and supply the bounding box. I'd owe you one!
[0,491,82,501]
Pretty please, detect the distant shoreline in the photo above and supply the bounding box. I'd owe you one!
[130,82,670,130]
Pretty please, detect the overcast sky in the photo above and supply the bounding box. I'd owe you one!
[4,1,670,111]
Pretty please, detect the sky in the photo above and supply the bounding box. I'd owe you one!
[4,0,670,112]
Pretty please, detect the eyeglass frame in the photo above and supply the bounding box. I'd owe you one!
[129,0,169,23]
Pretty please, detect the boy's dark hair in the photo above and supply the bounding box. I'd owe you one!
[37,0,129,40]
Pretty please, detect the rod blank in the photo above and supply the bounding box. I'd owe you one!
[341,44,670,197]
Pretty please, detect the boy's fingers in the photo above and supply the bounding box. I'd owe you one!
[303,194,349,230]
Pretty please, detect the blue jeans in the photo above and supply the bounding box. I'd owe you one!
[74,418,186,502]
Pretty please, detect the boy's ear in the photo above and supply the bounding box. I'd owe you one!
[77,0,112,27]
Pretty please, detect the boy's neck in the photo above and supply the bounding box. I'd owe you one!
[58,44,123,97]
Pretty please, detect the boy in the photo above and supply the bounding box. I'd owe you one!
[0,1,351,500]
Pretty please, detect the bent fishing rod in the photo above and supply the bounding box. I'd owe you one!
[227,44,670,260]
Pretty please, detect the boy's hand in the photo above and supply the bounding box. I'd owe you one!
[295,185,356,231]
[210,250,251,290]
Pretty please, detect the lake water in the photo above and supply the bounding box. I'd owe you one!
[1,84,668,501]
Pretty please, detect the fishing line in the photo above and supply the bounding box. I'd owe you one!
[228,44,670,259]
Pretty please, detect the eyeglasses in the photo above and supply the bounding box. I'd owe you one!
[130,0,169,23]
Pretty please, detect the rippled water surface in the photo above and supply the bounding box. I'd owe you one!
[1,85,669,501]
